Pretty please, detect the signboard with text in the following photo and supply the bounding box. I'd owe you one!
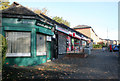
[56,25,69,34]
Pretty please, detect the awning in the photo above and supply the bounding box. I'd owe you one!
[35,25,54,36]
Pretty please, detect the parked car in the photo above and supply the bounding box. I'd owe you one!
[113,45,119,52]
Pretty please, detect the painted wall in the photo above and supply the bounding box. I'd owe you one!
[75,28,101,45]
[75,28,91,38]
[5,56,47,66]
[2,18,53,66]
[90,29,103,45]
[90,28,98,44]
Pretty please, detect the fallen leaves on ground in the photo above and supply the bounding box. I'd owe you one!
[3,49,118,79]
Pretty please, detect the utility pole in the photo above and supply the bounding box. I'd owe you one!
[107,27,108,47]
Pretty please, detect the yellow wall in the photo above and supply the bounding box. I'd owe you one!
[75,28,91,38]
[75,28,101,44]
[90,28,100,44]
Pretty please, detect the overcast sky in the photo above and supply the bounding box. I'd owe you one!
[9,0,119,40]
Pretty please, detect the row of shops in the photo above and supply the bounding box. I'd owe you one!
[1,2,93,66]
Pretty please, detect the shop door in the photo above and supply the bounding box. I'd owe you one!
[46,42,51,60]
[51,38,58,59]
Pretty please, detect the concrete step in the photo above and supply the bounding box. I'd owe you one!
[47,60,51,62]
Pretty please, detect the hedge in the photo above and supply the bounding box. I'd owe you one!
[93,44,102,48]
[0,34,7,66]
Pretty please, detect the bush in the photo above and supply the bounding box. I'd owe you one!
[93,44,102,48]
[97,42,107,47]
[0,34,7,65]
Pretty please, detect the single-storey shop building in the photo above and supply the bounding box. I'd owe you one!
[40,14,93,58]
[1,2,54,66]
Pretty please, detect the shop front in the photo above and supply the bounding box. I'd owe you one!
[1,3,54,66]
[74,38,80,53]
[68,32,82,53]
[66,36,71,52]
[2,17,54,66]
[57,31,67,55]
[55,25,69,58]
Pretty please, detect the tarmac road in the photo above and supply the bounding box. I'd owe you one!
[2,49,119,80]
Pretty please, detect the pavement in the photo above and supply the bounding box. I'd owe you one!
[2,49,119,80]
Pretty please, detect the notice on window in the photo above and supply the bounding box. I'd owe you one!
[47,36,51,41]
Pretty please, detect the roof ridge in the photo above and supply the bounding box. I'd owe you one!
[2,1,37,16]
[73,25,91,28]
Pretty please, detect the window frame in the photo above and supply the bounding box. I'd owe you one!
[5,31,31,57]
[36,33,47,56]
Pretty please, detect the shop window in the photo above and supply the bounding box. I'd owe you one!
[6,32,31,57]
[66,36,71,52]
[82,40,87,47]
[74,39,80,52]
[37,34,46,56]
[71,38,74,51]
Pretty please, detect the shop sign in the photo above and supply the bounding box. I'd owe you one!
[44,25,51,29]
[36,22,51,29]
[81,35,87,40]
[22,16,35,19]
[82,37,87,40]
[75,34,81,39]
[47,36,51,41]
[53,34,56,38]
[47,21,53,26]
[21,20,35,24]
[56,25,69,34]
[68,32,73,36]
[37,22,44,26]
[73,33,75,37]
[3,18,36,25]
[69,32,81,39]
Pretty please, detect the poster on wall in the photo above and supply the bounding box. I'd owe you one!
[66,36,71,51]
[47,36,51,41]
[71,38,74,51]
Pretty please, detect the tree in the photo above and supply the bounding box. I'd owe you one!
[27,7,48,16]
[0,0,10,10]
[52,16,70,27]
[98,42,106,47]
